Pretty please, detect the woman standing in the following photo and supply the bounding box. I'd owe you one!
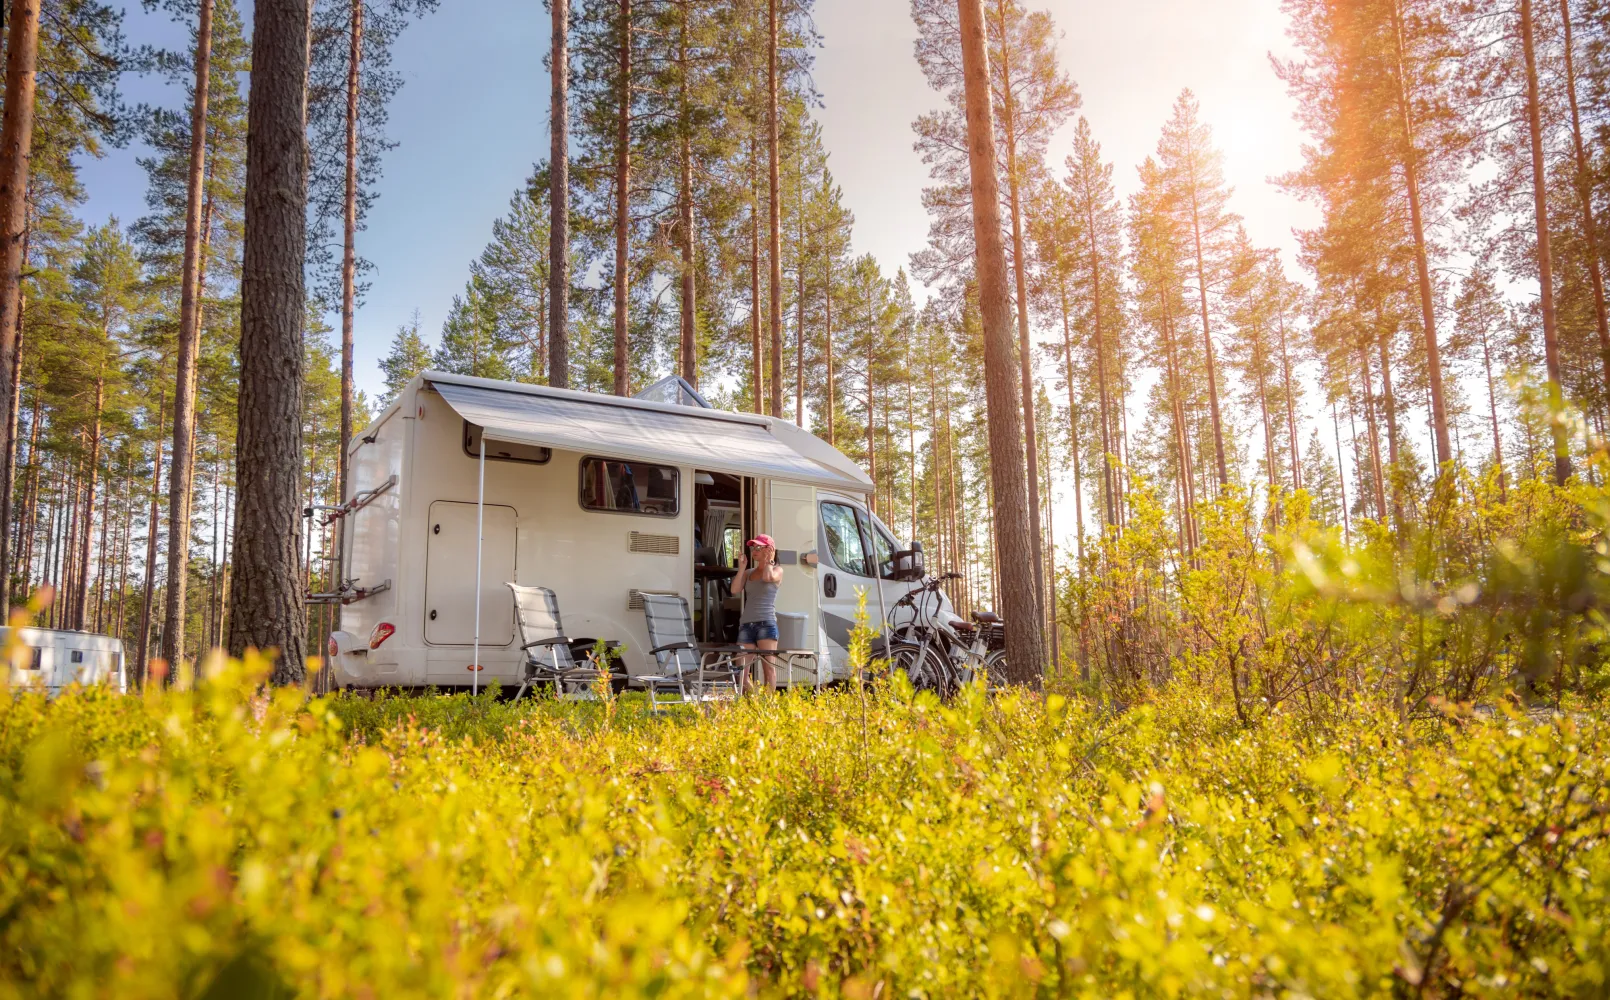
[732,534,783,691]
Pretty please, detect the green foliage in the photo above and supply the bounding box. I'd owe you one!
[2,654,1607,996]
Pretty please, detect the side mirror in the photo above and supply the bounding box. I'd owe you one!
[889,545,925,582]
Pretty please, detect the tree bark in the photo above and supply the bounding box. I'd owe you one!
[994,0,1045,635]
[957,0,1044,683]
[548,0,570,388]
[1480,315,1507,500]
[3,214,25,608]
[1520,0,1571,485]
[825,260,835,445]
[750,132,762,412]
[339,0,361,505]
[0,0,41,600]
[676,15,695,387]
[1559,0,1610,417]
[228,0,309,680]
[161,0,215,670]
[1387,0,1452,470]
[865,294,876,512]
[1275,300,1301,490]
[612,0,630,395]
[1184,144,1229,489]
[767,0,783,417]
[795,146,806,426]
[74,370,105,627]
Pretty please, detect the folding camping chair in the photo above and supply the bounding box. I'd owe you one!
[507,583,619,700]
[639,592,744,710]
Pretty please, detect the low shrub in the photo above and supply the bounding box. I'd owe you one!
[1,658,1606,997]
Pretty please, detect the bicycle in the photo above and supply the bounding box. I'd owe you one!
[882,572,1008,697]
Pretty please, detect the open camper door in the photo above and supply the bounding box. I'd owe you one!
[765,480,820,659]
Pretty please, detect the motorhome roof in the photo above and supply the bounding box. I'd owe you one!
[416,371,873,492]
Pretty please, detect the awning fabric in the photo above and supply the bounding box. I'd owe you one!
[427,375,873,492]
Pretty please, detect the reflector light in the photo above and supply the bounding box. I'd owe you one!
[327,637,339,659]
[369,622,396,649]
[466,663,484,672]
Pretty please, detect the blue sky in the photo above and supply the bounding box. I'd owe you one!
[75,0,1311,409]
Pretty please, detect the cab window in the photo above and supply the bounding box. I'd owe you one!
[865,515,897,580]
[821,502,870,576]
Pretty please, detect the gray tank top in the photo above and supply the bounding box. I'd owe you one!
[740,575,779,623]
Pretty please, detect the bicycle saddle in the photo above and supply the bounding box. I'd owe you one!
[970,610,1002,624]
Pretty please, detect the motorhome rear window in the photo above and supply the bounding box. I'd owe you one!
[579,457,680,517]
[463,421,552,464]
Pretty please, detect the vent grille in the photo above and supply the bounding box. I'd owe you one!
[628,589,679,611]
[629,531,680,555]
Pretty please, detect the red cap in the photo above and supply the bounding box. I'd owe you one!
[747,534,775,548]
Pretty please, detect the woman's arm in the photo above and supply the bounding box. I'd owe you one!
[730,553,750,595]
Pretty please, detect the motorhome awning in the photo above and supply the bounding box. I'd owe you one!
[427,375,873,492]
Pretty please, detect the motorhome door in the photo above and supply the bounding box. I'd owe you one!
[424,501,517,646]
[765,480,819,656]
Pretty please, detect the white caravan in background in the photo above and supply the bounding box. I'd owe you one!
[3,628,127,695]
[325,371,953,691]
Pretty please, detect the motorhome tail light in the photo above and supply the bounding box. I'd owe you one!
[327,636,339,659]
[368,622,396,649]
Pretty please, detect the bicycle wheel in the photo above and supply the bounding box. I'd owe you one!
[978,649,1009,691]
[888,643,953,696]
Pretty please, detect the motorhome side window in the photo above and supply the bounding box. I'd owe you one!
[579,457,680,516]
[463,421,551,464]
[821,502,870,576]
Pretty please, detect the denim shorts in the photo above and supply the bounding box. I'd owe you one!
[737,620,779,644]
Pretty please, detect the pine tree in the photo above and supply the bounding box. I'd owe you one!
[954,0,1044,682]
[378,313,431,404]
[228,0,311,679]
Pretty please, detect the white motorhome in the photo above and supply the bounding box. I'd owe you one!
[3,628,127,695]
[326,371,953,691]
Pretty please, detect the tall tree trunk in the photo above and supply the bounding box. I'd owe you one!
[339,0,361,513]
[1060,285,1088,677]
[1375,323,1403,526]
[1481,319,1507,499]
[957,0,1044,682]
[1161,300,1197,555]
[825,264,835,446]
[866,310,877,512]
[161,0,216,669]
[0,0,41,600]
[1388,0,1452,469]
[1520,0,1571,485]
[676,17,695,387]
[548,0,570,388]
[994,0,1045,626]
[1332,398,1350,541]
[795,145,806,426]
[750,132,763,412]
[74,370,105,627]
[1185,158,1229,488]
[1359,345,1389,522]
[767,0,783,417]
[2,210,26,609]
[17,386,37,600]
[228,0,310,680]
[1276,302,1301,490]
[1559,0,1610,416]
[612,0,631,396]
